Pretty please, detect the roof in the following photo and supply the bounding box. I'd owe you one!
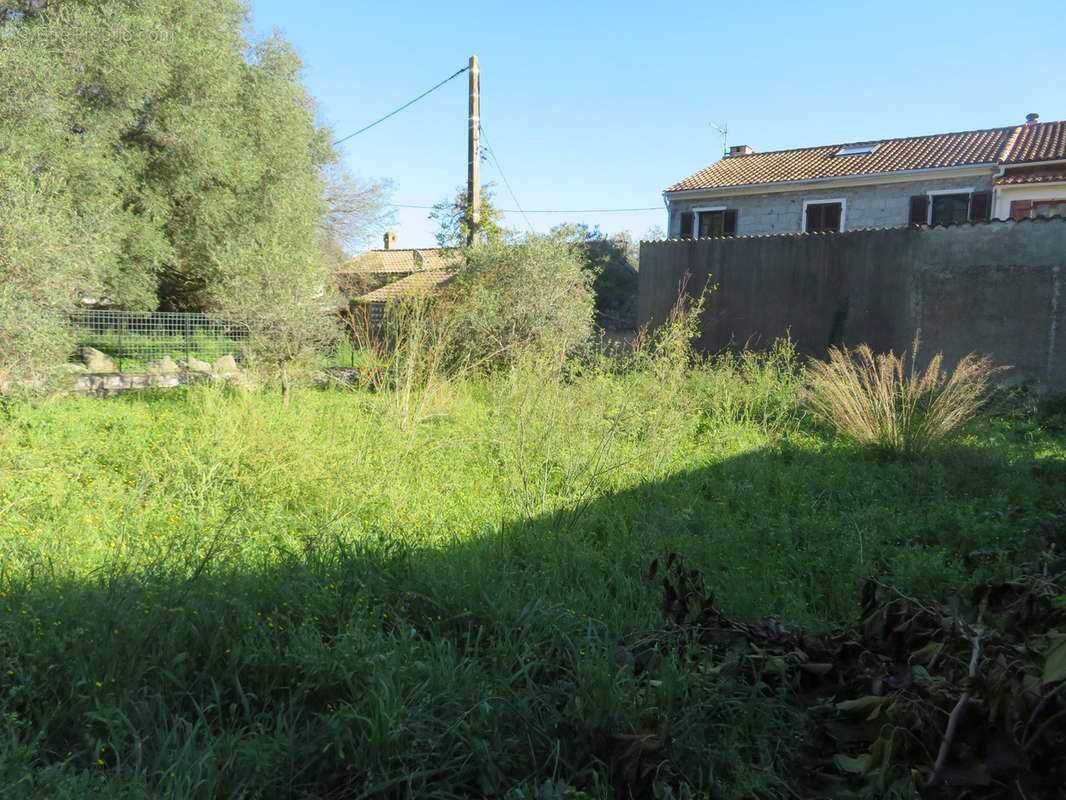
[1003,120,1066,164]
[997,171,1066,186]
[357,269,455,303]
[667,120,1066,193]
[340,248,458,275]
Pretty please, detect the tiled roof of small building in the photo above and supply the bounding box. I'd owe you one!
[1003,120,1066,164]
[340,248,458,275]
[997,171,1066,186]
[667,121,1066,193]
[357,269,455,303]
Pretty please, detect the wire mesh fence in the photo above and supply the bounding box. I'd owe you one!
[69,311,250,372]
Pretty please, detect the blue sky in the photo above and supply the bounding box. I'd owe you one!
[249,0,1061,250]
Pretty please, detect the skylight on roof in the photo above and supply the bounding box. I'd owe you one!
[835,142,879,156]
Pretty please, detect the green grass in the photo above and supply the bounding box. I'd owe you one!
[1,355,1064,797]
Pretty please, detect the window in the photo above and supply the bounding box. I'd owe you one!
[679,208,737,238]
[835,142,878,157]
[803,200,844,232]
[697,208,737,237]
[930,193,970,226]
[909,190,991,226]
[1033,201,1066,218]
[1010,199,1066,219]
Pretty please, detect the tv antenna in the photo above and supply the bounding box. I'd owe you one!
[710,121,728,157]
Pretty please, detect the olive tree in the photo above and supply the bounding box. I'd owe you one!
[0,171,99,388]
[445,236,595,368]
[0,0,349,387]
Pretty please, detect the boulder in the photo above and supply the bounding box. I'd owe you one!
[80,346,116,373]
[147,356,180,374]
[213,354,240,374]
[178,356,212,372]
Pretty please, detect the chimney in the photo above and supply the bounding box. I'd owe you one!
[383,231,398,250]
[727,144,754,157]
[1025,113,1040,124]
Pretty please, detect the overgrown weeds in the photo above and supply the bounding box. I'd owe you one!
[697,338,805,439]
[806,337,1004,456]
[3,299,1063,797]
[340,298,462,430]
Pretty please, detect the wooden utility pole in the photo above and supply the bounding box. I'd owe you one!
[467,55,480,246]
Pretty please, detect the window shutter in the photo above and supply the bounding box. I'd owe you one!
[969,191,991,221]
[1009,200,1033,221]
[909,195,928,226]
[826,203,842,231]
[804,204,817,232]
[724,209,738,235]
[680,211,694,239]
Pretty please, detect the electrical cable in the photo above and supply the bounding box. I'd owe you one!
[333,65,469,146]
[333,63,663,217]
[477,123,535,234]
[389,204,663,213]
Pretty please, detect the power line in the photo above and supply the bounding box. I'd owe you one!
[333,65,469,146]
[478,123,534,234]
[389,203,664,213]
[505,206,664,213]
[332,61,665,219]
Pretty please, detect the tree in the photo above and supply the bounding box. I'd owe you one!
[428,184,507,248]
[546,223,638,329]
[321,165,394,267]
[0,171,95,389]
[203,37,341,404]
[0,0,367,389]
[0,0,336,312]
[445,236,595,367]
[218,238,338,408]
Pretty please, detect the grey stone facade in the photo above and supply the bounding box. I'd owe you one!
[667,174,994,237]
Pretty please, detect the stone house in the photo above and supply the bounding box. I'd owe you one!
[333,231,459,325]
[663,115,1066,238]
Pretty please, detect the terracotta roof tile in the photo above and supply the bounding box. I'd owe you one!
[666,125,1025,193]
[357,269,455,303]
[996,171,1066,185]
[340,248,459,275]
[1003,120,1066,164]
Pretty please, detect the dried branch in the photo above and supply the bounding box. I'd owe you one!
[927,621,983,787]
[1022,680,1066,747]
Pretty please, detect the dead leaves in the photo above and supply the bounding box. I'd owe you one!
[649,548,1066,798]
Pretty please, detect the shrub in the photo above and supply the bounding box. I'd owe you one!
[805,338,1003,456]
[545,223,638,329]
[446,237,595,369]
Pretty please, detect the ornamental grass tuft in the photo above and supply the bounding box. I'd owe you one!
[805,338,1004,456]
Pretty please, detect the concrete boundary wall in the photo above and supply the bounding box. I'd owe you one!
[638,218,1066,393]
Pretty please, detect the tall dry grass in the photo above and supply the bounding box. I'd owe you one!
[806,338,1004,456]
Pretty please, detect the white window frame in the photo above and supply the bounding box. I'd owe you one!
[801,198,847,232]
[925,187,974,225]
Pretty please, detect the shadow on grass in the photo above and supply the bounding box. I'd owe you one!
[2,440,1063,798]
